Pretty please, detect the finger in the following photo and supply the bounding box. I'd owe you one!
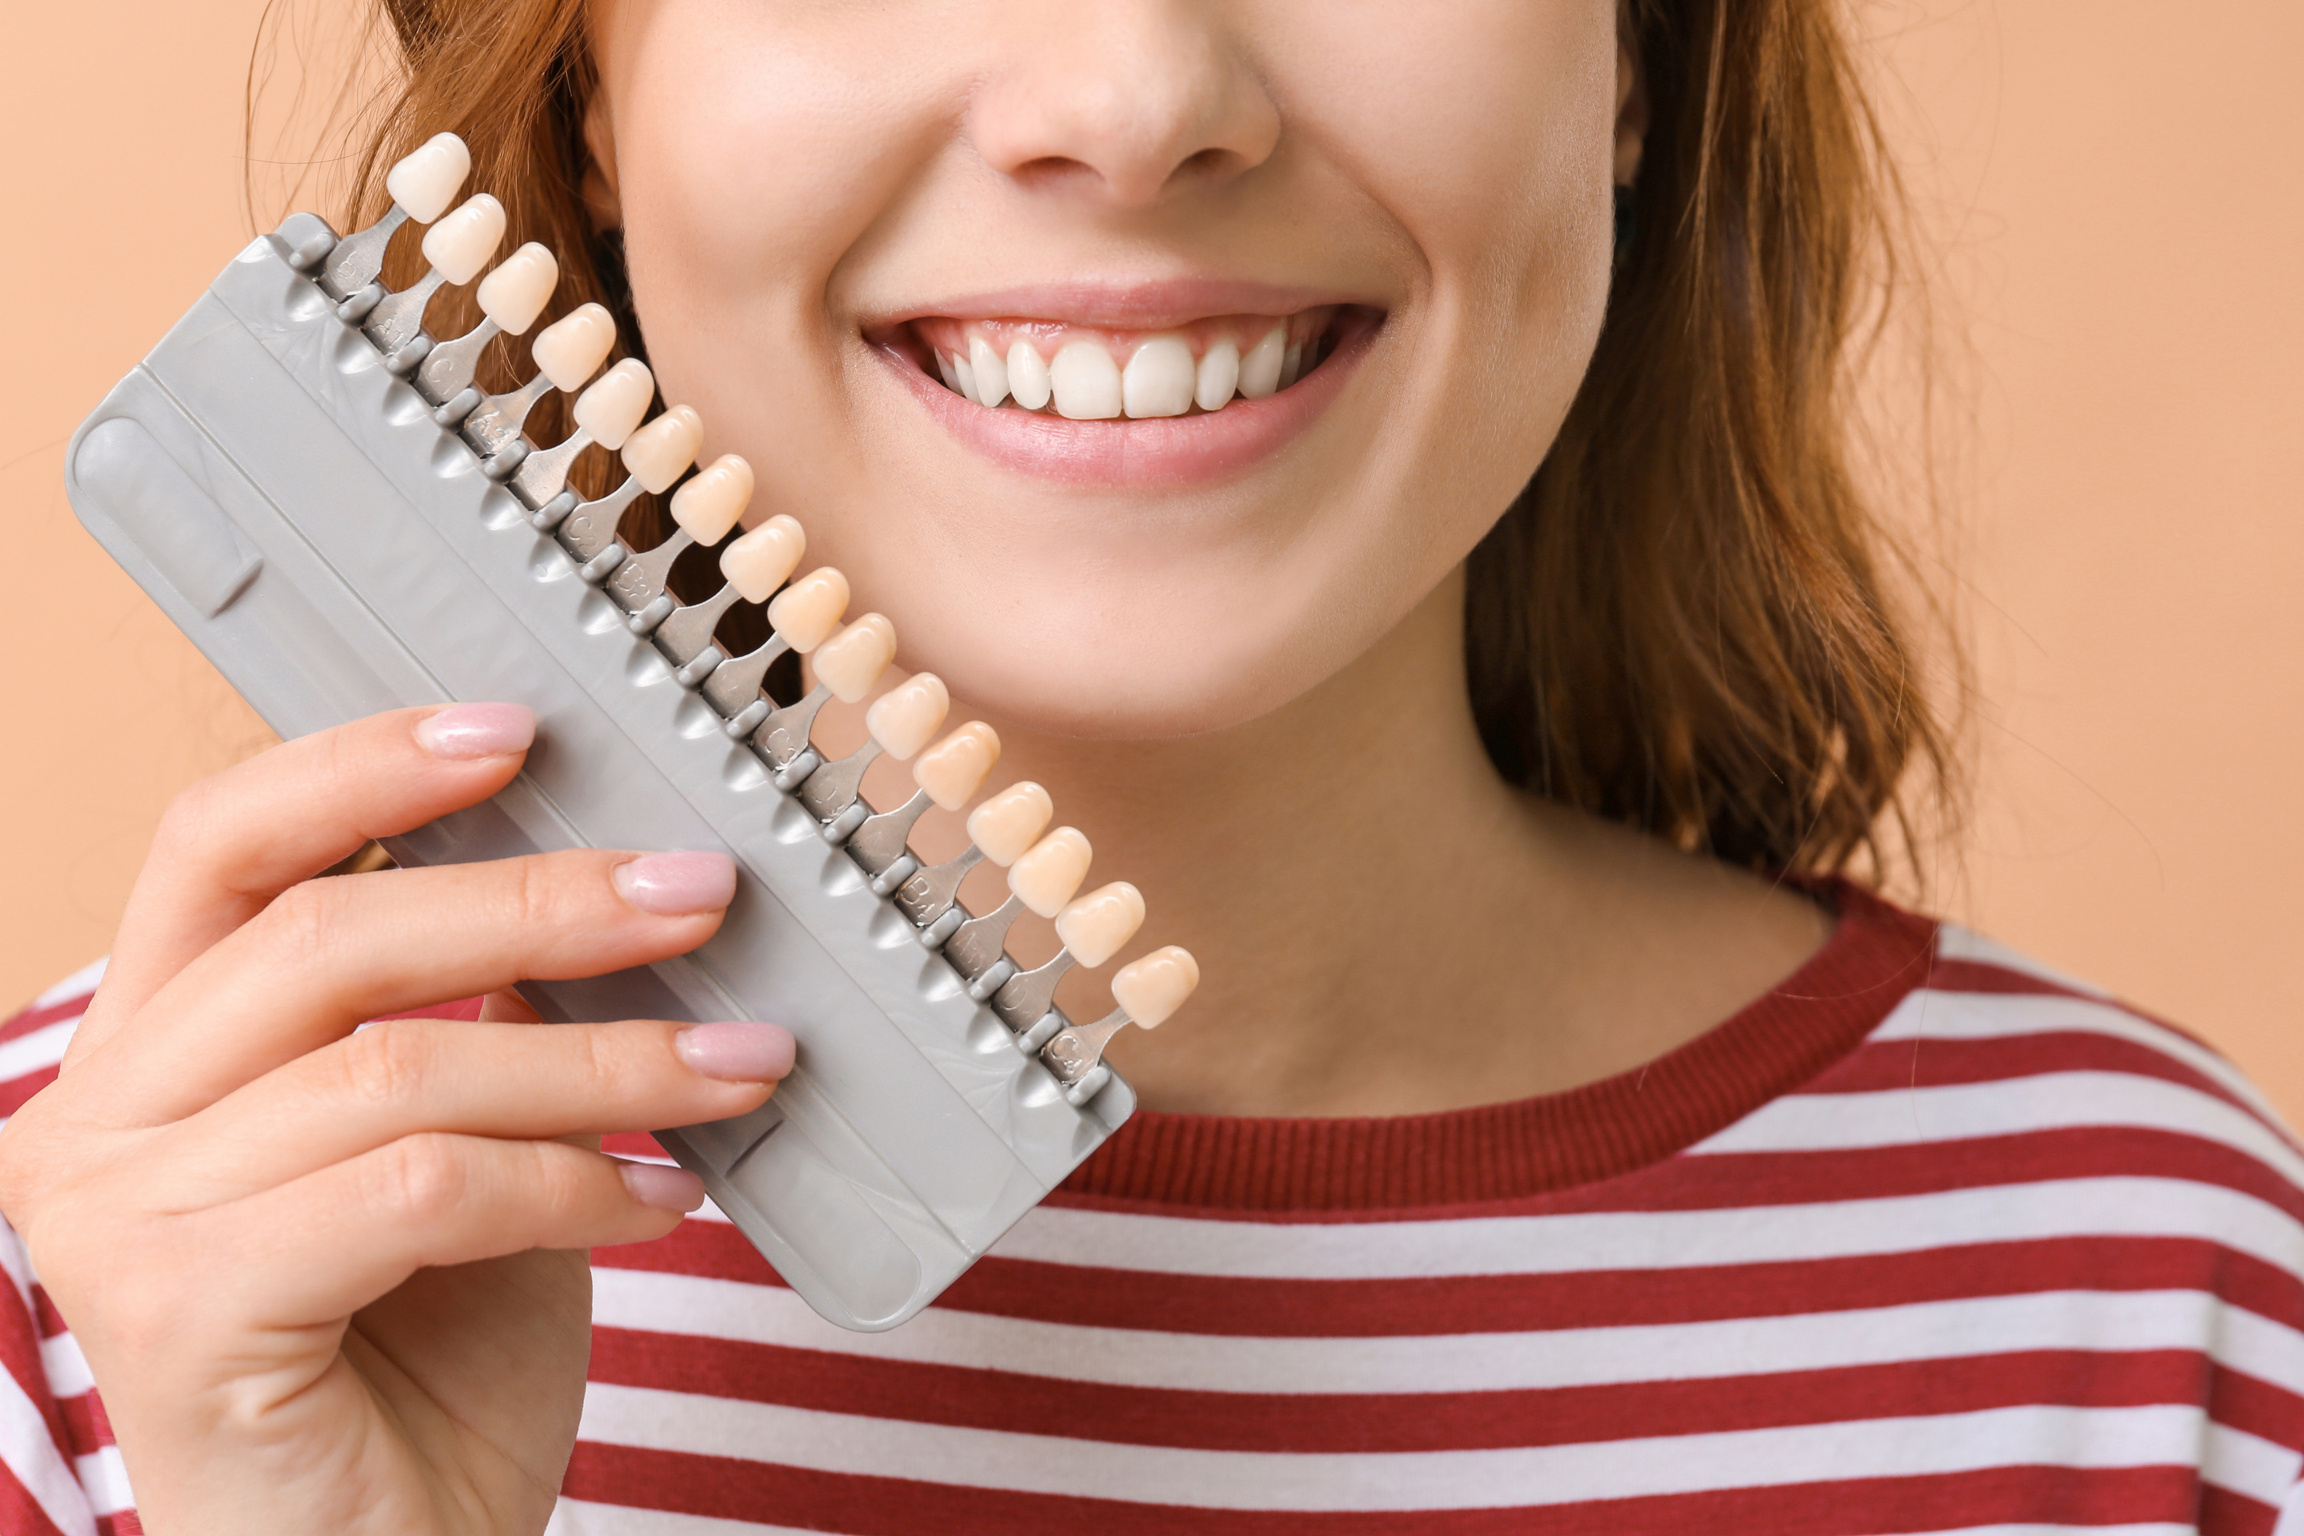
[77,704,536,1060]
[78,848,737,1125]
[155,1017,791,1205]
[195,1135,702,1328]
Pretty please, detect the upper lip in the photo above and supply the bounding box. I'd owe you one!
[863,278,1383,333]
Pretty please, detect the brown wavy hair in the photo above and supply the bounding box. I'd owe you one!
[290,0,1959,884]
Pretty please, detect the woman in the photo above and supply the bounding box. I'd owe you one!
[3,0,2298,1531]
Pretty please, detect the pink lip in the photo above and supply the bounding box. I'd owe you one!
[871,312,1379,489]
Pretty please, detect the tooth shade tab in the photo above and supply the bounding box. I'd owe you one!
[813,613,896,702]
[969,336,1009,408]
[1050,341,1122,420]
[966,781,1052,866]
[913,722,999,811]
[419,195,507,285]
[1195,339,1241,412]
[1007,341,1051,410]
[1054,882,1144,969]
[385,132,471,224]
[765,566,847,650]
[572,359,654,450]
[723,516,806,604]
[477,243,559,335]
[1238,326,1286,399]
[1110,945,1198,1028]
[1121,336,1195,419]
[622,404,703,493]
[672,454,753,544]
[1009,827,1090,918]
[865,673,950,760]
[529,303,617,392]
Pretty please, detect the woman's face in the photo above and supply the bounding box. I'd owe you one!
[589,0,1626,737]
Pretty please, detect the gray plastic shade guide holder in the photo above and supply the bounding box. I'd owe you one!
[63,217,1133,1332]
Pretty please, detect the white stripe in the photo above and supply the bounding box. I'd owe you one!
[552,1500,814,1536]
[0,1023,76,1088]
[1875,989,2294,1141]
[2274,1470,2304,1536]
[1708,1067,2304,1186]
[595,1268,2304,1399]
[2208,1420,2304,1508]
[31,962,104,1013]
[37,1335,92,1401]
[70,1446,131,1518]
[1933,927,2108,998]
[577,1388,2227,1511]
[0,1357,95,1536]
[988,1175,2304,1280]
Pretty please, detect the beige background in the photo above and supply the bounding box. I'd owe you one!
[4,4,2297,1102]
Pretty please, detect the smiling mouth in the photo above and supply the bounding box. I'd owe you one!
[881,306,1384,420]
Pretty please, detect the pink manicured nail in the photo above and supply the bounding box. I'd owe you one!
[619,1161,706,1214]
[676,1022,796,1082]
[414,703,535,760]
[613,851,737,915]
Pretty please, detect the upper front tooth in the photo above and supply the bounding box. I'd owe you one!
[1008,341,1052,410]
[1050,341,1122,419]
[951,352,979,403]
[969,336,1010,408]
[1196,339,1240,411]
[1122,336,1195,419]
[1239,326,1285,399]
[1279,338,1304,390]
[935,352,963,393]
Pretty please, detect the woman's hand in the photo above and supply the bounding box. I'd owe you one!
[0,704,792,1536]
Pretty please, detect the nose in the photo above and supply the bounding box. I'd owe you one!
[968,0,1281,208]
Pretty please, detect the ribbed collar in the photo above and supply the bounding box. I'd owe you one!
[1056,879,1939,1215]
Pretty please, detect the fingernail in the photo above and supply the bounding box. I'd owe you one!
[619,1161,706,1213]
[676,1021,796,1082]
[613,851,737,915]
[415,703,535,760]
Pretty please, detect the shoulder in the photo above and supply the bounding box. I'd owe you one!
[0,959,105,1122]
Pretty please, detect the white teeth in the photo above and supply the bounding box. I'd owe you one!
[1279,338,1304,391]
[935,351,963,393]
[1121,336,1195,419]
[1008,341,1051,410]
[951,352,978,403]
[1238,326,1285,399]
[969,336,1010,408]
[1195,339,1240,412]
[1050,340,1123,420]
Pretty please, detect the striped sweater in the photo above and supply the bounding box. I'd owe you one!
[3,883,2301,1534]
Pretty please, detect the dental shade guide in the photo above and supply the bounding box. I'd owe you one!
[64,131,1200,1335]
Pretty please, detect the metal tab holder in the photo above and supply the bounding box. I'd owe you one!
[63,214,1134,1333]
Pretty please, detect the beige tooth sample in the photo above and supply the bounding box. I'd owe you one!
[865,673,951,760]
[419,195,507,285]
[813,613,896,702]
[764,566,847,649]
[670,454,754,544]
[966,782,1053,866]
[1007,341,1052,410]
[1054,882,1146,969]
[528,303,617,391]
[1122,336,1196,419]
[475,243,559,334]
[913,722,1000,810]
[1238,326,1286,399]
[1195,338,1241,412]
[1009,827,1091,917]
[1050,340,1122,420]
[969,336,1010,408]
[570,358,654,449]
[384,132,471,224]
[1110,945,1200,1028]
[721,514,805,603]
[620,404,703,493]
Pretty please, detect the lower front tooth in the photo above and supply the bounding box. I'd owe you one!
[952,352,979,404]
[1122,336,1195,419]
[1196,339,1240,412]
[1239,326,1285,399]
[1050,341,1122,420]
[1008,341,1052,410]
[969,336,1010,408]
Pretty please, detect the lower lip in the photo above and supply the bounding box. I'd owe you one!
[871,324,1376,489]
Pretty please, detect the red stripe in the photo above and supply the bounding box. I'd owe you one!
[0,1271,73,1473]
[98,1512,145,1536]
[1929,960,2230,1062]
[586,1329,2302,1454]
[0,1068,59,1120]
[602,1133,671,1160]
[564,1443,2223,1535]
[0,1462,70,1536]
[31,1290,67,1343]
[0,995,92,1048]
[1815,1026,2261,1106]
[58,1392,116,1455]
